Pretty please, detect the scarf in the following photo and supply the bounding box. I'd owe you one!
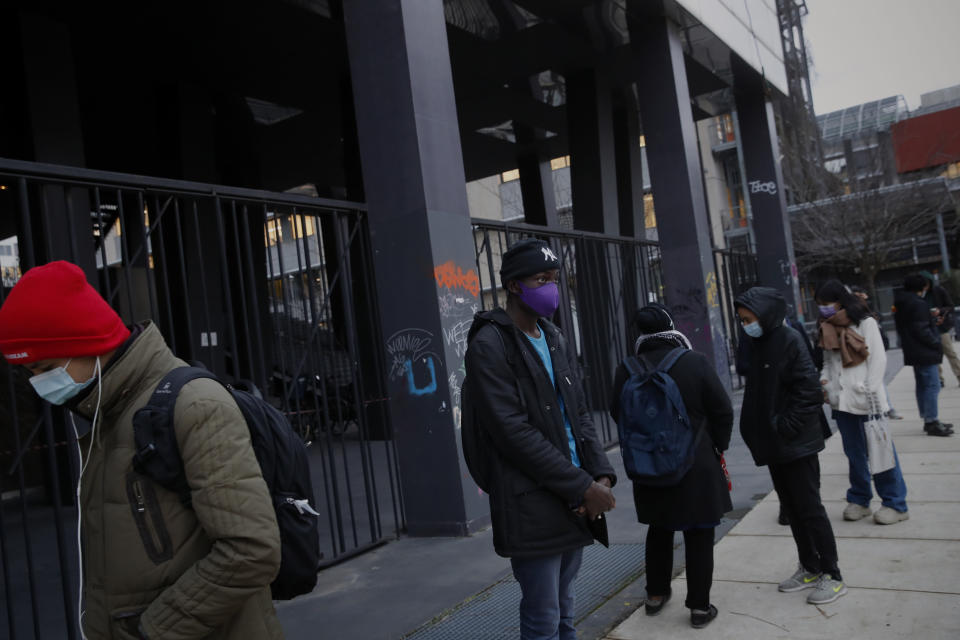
[818,309,869,368]
[635,330,693,354]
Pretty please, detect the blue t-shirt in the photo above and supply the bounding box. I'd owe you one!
[525,326,581,467]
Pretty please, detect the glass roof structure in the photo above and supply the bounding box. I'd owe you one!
[816,96,909,140]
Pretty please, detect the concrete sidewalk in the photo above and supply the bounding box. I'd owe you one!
[605,365,960,640]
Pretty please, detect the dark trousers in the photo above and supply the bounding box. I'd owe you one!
[645,526,714,610]
[769,454,841,580]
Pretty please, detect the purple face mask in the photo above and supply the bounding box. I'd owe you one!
[518,281,560,317]
[819,304,837,319]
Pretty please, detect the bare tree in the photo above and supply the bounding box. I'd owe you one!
[790,176,955,300]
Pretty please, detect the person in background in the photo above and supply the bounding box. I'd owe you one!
[894,274,952,436]
[610,304,733,630]
[919,271,960,387]
[735,287,846,606]
[818,280,909,525]
[849,285,902,420]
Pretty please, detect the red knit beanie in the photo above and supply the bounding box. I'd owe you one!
[0,261,130,365]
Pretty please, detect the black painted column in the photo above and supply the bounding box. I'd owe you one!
[517,154,559,226]
[632,17,729,383]
[733,57,802,318]
[19,11,96,280]
[343,0,487,536]
[567,69,619,233]
[613,102,645,239]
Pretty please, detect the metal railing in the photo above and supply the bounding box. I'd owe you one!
[472,219,663,448]
[712,248,760,389]
[0,158,404,639]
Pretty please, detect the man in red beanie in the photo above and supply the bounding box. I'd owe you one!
[0,261,283,639]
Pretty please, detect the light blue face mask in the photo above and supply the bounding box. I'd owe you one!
[29,359,97,405]
[743,322,763,338]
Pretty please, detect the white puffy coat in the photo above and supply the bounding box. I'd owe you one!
[821,316,889,416]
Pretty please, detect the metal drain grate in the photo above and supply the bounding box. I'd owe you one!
[405,543,646,639]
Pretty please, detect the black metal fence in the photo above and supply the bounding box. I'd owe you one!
[472,220,664,448]
[712,248,760,389]
[0,159,403,639]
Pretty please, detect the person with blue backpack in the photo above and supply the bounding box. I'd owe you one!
[609,303,733,630]
[462,238,617,640]
[735,286,846,606]
[0,261,285,639]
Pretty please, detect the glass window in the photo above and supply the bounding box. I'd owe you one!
[265,217,283,246]
[291,215,315,239]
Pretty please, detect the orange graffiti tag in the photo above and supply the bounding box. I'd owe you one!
[434,261,480,298]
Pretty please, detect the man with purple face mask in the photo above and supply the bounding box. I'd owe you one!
[462,238,616,640]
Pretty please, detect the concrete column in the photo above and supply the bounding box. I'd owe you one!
[567,69,619,233]
[613,101,645,239]
[18,11,95,280]
[733,57,803,318]
[343,0,487,535]
[632,16,729,383]
[515,124,560,227]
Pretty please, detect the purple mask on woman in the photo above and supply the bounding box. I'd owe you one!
[518,281,560,317]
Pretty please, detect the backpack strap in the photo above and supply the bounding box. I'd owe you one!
[656,347,688,373]
[132,366,219,506]
[623,356,645,377]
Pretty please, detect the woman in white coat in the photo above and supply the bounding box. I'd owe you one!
[816,280,909,525]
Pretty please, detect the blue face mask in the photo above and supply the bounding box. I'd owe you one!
[819,305,837,319]
[29,359,97,405]
[743,322,763,338]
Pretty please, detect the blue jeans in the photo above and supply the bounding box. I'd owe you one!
[914,364,940,422]
[835,411,908,513]
[510,548,583,640]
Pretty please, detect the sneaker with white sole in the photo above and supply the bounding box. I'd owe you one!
[806,575,847,604]
[874,506,909,525]
[842,502,872,521]
[778,564,821,592]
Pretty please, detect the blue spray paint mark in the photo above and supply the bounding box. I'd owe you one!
[405,357,437,396]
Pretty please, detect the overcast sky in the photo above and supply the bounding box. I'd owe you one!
[803,0,960,115]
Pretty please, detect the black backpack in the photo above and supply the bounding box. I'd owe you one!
[461,319,516,493]
[132,367,320,600]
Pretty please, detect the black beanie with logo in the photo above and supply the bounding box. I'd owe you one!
[499,238,561,288]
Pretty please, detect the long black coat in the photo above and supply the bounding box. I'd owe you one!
[897,289,945,365]
[463,308,617,558]
[610,340,733,528]
[735,287,825,467]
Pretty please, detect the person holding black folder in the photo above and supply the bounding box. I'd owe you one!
[610,304,733,630]
[462,238,617,640]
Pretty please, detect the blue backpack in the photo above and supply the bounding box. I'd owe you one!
[617,347,701,486]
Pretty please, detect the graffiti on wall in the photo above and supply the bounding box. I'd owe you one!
[434,260,480,430]
[386,328,440,394]
[434,261,481,298]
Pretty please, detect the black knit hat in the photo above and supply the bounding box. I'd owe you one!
[633,303,674,334]
[500,238,561,288]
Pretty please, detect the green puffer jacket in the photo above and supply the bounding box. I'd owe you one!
[71,322,283,639]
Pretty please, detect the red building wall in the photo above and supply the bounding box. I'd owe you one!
[891,106,960,173]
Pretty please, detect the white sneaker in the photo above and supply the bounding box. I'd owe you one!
[874,507,909,525]
[842,503,872,521]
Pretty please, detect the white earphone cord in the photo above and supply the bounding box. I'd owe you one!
[70,356,101,640]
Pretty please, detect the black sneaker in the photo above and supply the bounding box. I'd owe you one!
[644,592,671,616]
[690,604,718,629]
[925,421,954,437]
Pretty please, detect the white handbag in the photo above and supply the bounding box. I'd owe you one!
[864,393,896,474]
